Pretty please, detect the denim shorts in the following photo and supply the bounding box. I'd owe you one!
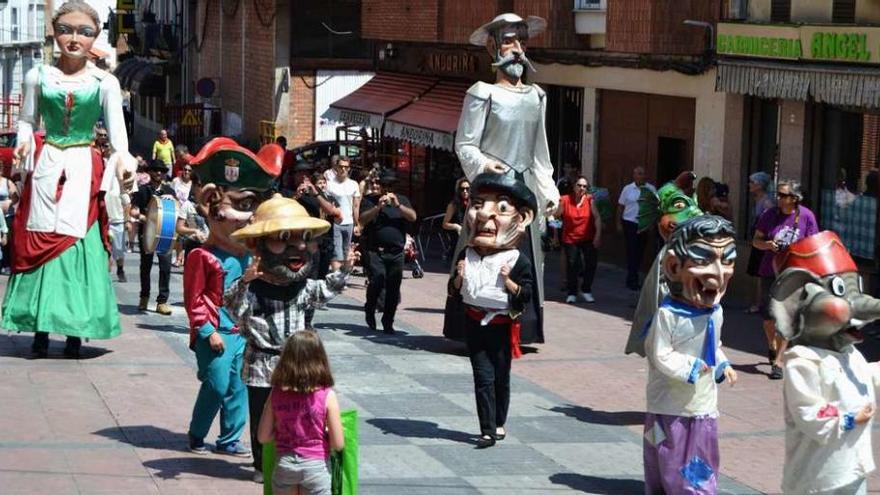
[332,223,354,261]
[272,453,331,494]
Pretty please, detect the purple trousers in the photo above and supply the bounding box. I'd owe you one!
[643,413,719,495]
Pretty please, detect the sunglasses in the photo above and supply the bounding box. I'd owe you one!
[575,183,588,188]
[459,187,470,191]
[55,23,99,38]
[777,192,796,199]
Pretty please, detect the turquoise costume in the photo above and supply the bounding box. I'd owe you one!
[3,64,126,342]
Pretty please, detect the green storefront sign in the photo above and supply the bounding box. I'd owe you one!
[717,23,880,65]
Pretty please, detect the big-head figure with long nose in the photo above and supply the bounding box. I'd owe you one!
[182,137,282,458]
[769,231,880,494]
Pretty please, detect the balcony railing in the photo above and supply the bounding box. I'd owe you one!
[574,0,605,11]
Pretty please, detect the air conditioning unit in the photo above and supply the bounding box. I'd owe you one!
[729,0,749,20]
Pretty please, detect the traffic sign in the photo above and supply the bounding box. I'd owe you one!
[181,110,201,127]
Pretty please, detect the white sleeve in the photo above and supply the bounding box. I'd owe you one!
[101,74,137,192]
[455,91,492,180]
[618,185,629,206]
[15,67,40,174]
[645,309,701,383]
[532,92,560,209]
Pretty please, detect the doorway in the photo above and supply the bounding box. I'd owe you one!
[656,137,687,186]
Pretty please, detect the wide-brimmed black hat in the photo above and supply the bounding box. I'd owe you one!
[146,159,169,173]
[378,169,399,185]
[471,172,537,212]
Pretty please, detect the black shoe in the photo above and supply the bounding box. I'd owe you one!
[770,365,784,380]
[117,270,127,283]
[365,312,377,331]
[32,333,49,358]
[64,337,82,359]
[476,435,496,449]
[383,325,395,335]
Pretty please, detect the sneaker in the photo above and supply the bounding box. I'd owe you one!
[138,297,149,311]
[214,441,252,458]
[188,434,208,455]
[565,295,576,304]
[579,292,595,303]
[156,303,172,316]
[252,470,264,484]
[770,365,784,380]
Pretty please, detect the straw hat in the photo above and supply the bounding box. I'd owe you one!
[231,194,331,240]
[468,13,547,46]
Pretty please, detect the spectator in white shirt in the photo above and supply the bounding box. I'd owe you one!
[617,166,655,290]
[324,155,361,270]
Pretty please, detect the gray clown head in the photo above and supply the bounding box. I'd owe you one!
[769,231,880,352]
[662,215,737,309]
[469,13,546,81]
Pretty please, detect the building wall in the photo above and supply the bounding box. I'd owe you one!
[790,0,832,22]
[441,2,503,45]
[746,0,880,22]
[362,0,440,42]
[513,0,583,49]
[289,71,316,147]
[606,0,720,55]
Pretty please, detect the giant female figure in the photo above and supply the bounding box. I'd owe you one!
[7,1,135,358]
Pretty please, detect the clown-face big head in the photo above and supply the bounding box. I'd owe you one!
[663,216,737,308]
[466,173,536,254]
[190,138,283,254]
[231,194,331,286]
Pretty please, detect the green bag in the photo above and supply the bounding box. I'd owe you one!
[263,409,359,495]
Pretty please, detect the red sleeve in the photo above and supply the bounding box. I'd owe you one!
[183,248,222,349]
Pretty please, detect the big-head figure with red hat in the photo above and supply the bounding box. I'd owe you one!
[769,231,880,494]
[182,137,282,457]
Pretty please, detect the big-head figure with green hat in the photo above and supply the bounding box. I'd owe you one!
[182,137,283,459]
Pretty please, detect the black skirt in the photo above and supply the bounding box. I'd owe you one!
[746,245,763,277]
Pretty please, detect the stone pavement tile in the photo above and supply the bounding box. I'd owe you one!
[530,441,644,477]
[409,372,477,393]
[72,473,161,494]
[359,477,480,495]
[465,473,643,494]
[420,444,566,477]
[364,416,480,447]
[64,446,149,477]
[0,471,79,495]
[359,445,457,479]
[502,416,631,444]
[346,392,472,417]
[718,436,784,495]
[0,447,71,473]
[319,339,370,356]
[376,353,473,375]
[328,354,395,375]
[333,371,431,396]
[356,417,413,446]
[138,450,254,482]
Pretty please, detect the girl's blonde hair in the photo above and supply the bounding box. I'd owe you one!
[271,331,334,392]
[53,1,101,33]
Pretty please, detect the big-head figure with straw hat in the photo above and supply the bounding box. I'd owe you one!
[452,13,560,345]
[222,194,357,479]
[182,137,282,459]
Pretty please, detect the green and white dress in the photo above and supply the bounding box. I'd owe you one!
[2,63,130,339]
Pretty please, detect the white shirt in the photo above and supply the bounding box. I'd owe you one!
[460,248,519,324]
[645,303,729,417]
[325,178,361,225]
[782,345,879,494]
[104,160,125,224]
[618,182,655,223]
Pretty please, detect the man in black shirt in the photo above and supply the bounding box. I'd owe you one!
[131,160,175,315]
[359,170,417,333]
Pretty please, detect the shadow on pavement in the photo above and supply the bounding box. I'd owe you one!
[549,473,644,494]
[315,322,467,356]
[136,323,188,335]
[93,425,188,449]
[366,418,475,445]
[143,457,252,480]
[118,303,144,316]
[548,404,644,426]
[0,334,112,360]
[732,362,771,378]
[404,307,448,314]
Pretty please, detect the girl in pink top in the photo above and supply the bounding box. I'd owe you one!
[257,331,344,495]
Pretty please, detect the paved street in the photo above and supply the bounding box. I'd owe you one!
[0,252,877,494]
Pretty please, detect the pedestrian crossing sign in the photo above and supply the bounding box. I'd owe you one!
[181,110,200,127]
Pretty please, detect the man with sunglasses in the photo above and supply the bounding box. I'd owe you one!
[325,155,361,271]
[453,13,560,345]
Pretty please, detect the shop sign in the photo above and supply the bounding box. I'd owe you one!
[718,23,880,65]
[337,109,373,127]
[378,45,491,80]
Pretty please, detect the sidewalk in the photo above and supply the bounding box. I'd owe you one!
[0,253,872,493]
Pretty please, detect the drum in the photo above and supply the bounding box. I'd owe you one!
[143,196,178,254]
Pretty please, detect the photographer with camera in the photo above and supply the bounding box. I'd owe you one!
[752,179,818,380]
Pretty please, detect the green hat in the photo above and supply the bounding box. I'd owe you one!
[190,137,283,190]
[637,181,702,233]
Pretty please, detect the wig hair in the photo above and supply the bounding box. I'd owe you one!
[53,1,101,32]
[749,171,773,192]
[668,215,736,261]
[776,178,804,202]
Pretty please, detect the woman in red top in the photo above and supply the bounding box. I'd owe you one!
[556,176,602,303]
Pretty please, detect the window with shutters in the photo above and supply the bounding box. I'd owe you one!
[832,0,856,23]
[770,0,791,23]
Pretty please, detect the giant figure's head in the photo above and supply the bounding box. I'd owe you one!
[231,194,331,286]
[469,13,546,82]
[638,171,702,240]
[663,215,737,308]
[466,173,536,253]
[53,1,101,60]
[190,138,283,253]
[770,231,880,352]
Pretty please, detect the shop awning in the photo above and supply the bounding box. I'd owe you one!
[384,79,471,152]
[717,59,880,108]
[321,72,438,129]
[114,57,167,97]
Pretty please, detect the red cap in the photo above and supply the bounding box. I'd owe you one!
[773,231,857,276]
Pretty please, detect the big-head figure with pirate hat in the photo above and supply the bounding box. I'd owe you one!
[182,137,281,457]
[447,172,535,449]
[221,194,357,476]
[453,13,560,345]
[768,231,880,494]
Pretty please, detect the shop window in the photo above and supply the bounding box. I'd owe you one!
[814,107,878,260]
[832,0,856,23]
[770,0,790,23]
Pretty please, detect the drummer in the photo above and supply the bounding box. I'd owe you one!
[131,159,176,315]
